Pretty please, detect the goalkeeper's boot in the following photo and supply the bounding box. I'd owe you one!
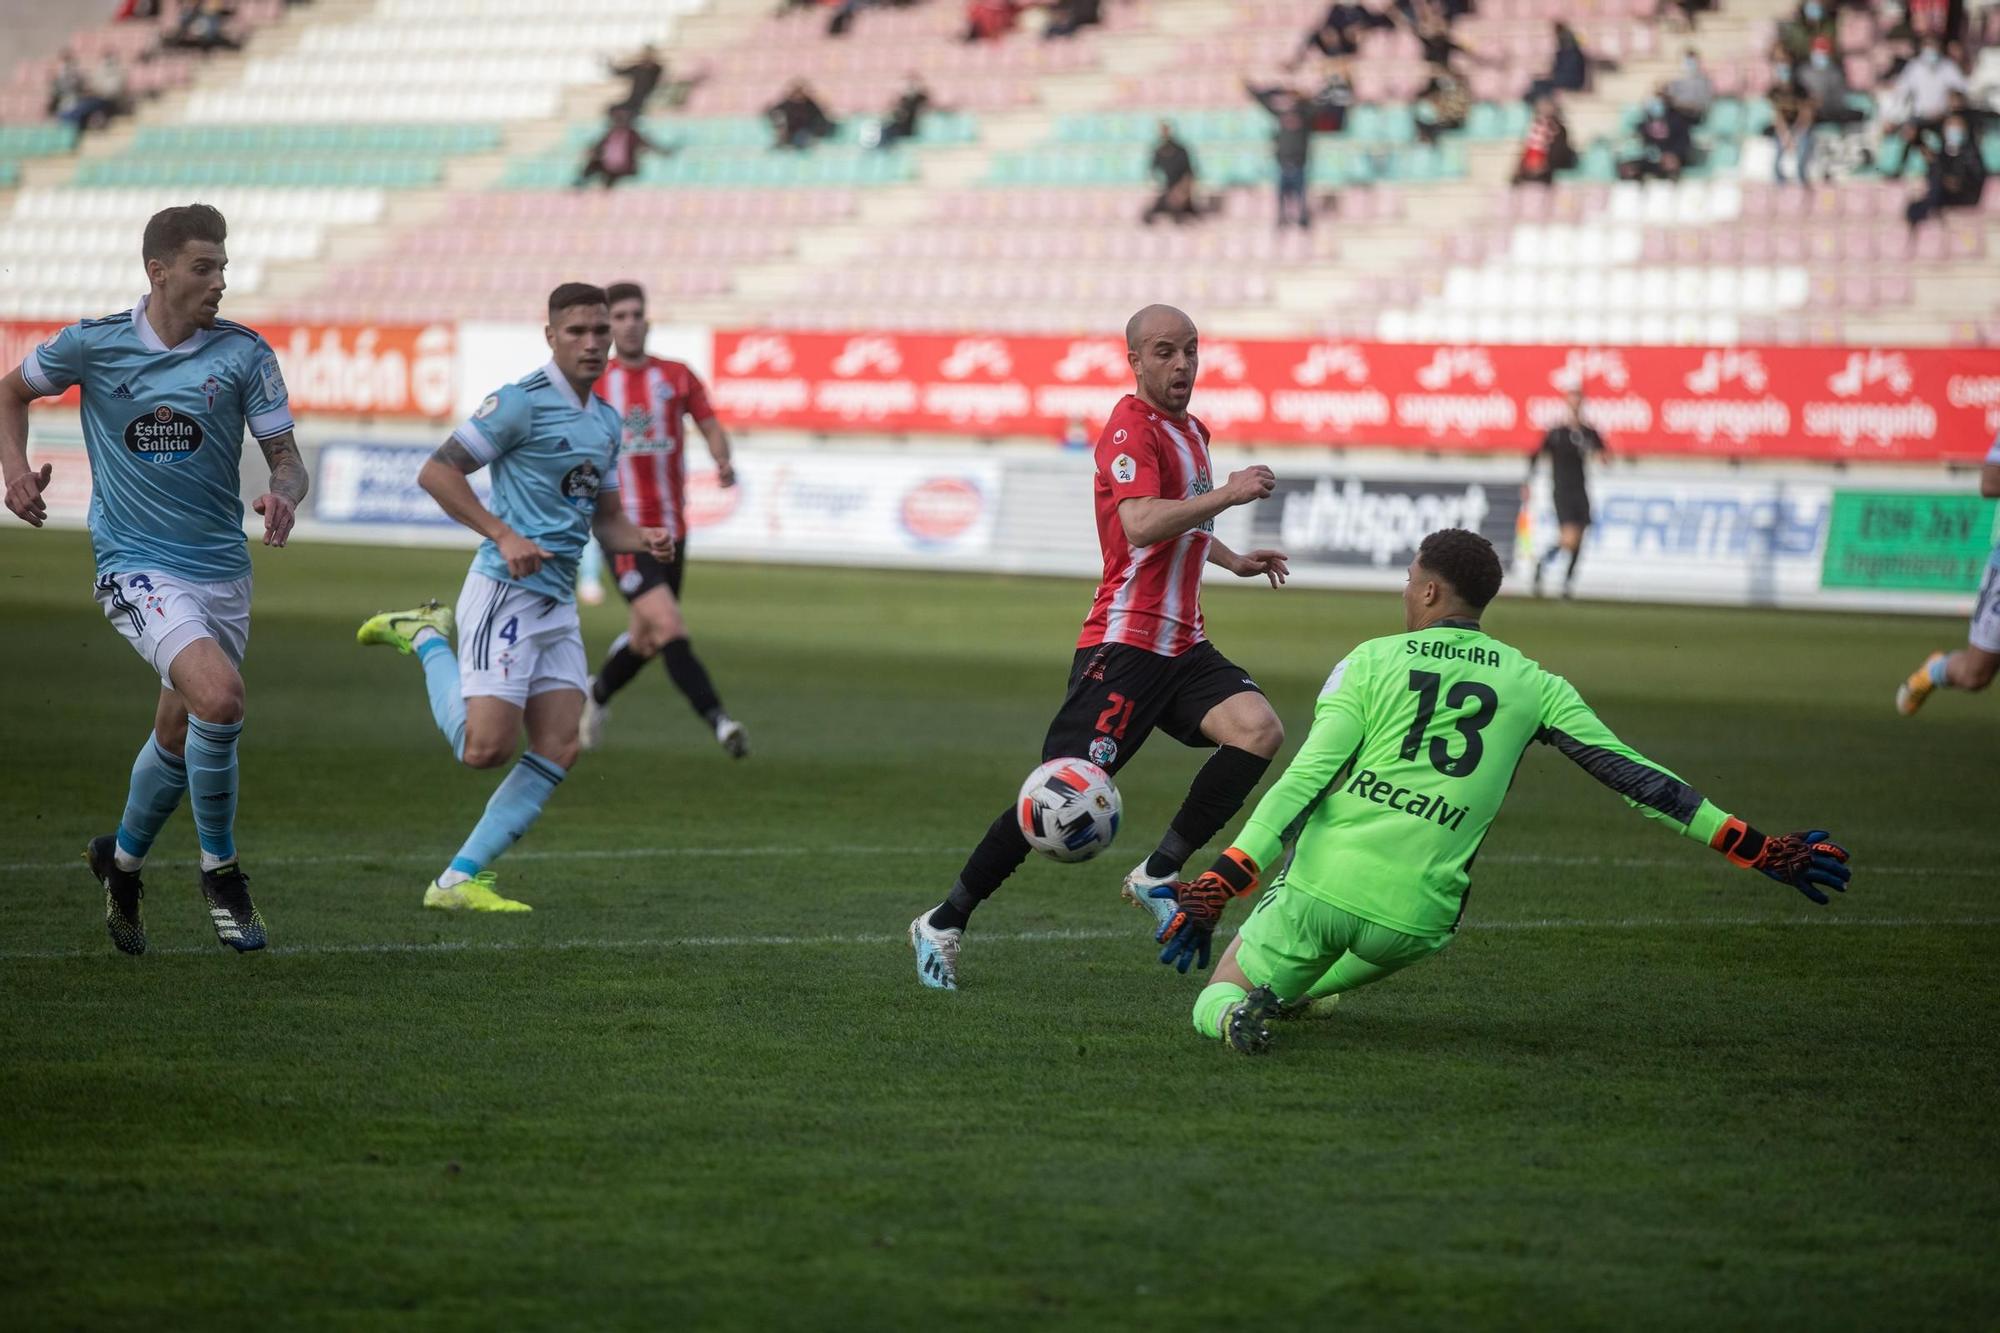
[579,680,609,752]
[85,834,146,956]
[1895,652,1947,716]
[199,861,267,952]
[1224,985,1281,1055]
[357,599,455,655]
[424,871,532,913]
[909,911,960,990]
[1275,993,1340,1021]
[1120,858,1181,933]
[714,713,750,759]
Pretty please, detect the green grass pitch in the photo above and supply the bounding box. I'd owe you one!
[1,528,1994,1330]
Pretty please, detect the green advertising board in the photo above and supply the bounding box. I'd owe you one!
[1822,490,2000,592]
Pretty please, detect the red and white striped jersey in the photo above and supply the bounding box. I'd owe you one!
[593,356,716,537]
[1078,394,1215,657]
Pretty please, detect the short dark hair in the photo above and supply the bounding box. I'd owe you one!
[547,282,609,321]
[605,281,645,310]
[142,204,227,265]
[1416,528,1504,610]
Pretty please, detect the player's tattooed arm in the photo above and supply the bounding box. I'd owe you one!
[258,430,310,503]
[430,436,483,474]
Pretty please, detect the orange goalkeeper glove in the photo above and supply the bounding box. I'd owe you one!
[1154,847,1260,973]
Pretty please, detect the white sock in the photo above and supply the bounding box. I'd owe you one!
[436,866,471,889]
[412,626,444,650]
[200,851,234,872]
[113,848,144,873]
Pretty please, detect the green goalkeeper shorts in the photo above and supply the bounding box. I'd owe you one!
[1235,880,1453,1001]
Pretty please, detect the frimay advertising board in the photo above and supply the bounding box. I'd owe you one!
[709,329,2000,464]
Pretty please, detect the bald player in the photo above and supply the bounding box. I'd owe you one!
[908,305,1293,990]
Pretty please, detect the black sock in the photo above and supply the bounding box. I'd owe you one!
[592,633,647,704]
[1564,545,1581,586]
[928,809,1031,930]
[660,637,722,720]
[1143,829,1197,879]
[1163,745,1272,866]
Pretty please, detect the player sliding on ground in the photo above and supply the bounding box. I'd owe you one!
[2,203,303,955]
[1895,431,2000,716]
[910,303,1292,989]
[1152,528,1853,1054]
[357,284,673,913]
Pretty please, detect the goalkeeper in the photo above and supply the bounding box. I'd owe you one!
[1155,528,1853,1055]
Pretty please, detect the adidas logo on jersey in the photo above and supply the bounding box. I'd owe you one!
[111,381,134,400]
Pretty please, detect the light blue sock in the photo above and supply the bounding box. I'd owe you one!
[1929,655,1952,688]
[116,733,187,864]
[184,715,242,866]
[417,636,466,760]
[444,751,566,880]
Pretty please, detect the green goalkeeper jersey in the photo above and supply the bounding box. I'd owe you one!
[1235,618,1732,937]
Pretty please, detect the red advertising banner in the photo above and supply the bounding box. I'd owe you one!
[710,330,2000,464]
[1,319,456,418]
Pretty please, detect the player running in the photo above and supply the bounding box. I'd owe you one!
[1152,528,1852,1054]
[1527,387,1605,599]
[909,303,1292,990]
[0,203,303,954]
[1895,432,2000,715]
[356,284,673,912]
[580,281,746,756]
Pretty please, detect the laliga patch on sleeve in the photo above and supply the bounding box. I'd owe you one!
[475,394,501,419]
[1320,658,1350,696]
[1111,453,1137,484]
[258,351,287,404]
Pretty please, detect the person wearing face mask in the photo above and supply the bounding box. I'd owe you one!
[1767,56,1817,185]
[1797,36,1859,129]
[1616,88,1692,181]
[1883,37,1969,174]
[1778,0,1838,62]
[1906,112,1988,228]
[1665,47,1714,122]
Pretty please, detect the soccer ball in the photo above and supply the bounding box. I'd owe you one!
[1017,758,1122,863]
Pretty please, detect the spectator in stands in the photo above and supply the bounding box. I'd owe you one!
[1415,63,1472,143]
[1527,22,1594,103]
[1617,91,1693,181]
[873,74,936,150]
[1308,57,1356,133]
[1511,94,1575,186]
[1907,111,1988,226]
[575,107,671,189]
[1292,1,1393,66]
[1665,48,1715,123]
[1142,121,1201,226]
[90,54,131,122]
[1882,36,1972,173]
[1245,77,1316,229]
[164,0,243,53]
[768,80,837,151]
[1876,2,1923,81]
[47,55,116,132]
[1798,36,1862,128]
[1043,0,1103,39]
[608,45,664,118]
[1767,57,1817,184]
[964,0,1022,41]
[1778,0,1839,61]
[115,0,163,17]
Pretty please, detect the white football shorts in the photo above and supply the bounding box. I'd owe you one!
[94,569,252,689]
[1971,549,2000,654]
[453,569,589,705]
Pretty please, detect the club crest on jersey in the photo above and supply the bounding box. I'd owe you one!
[475,394,501,419]
[1112,428,1128,445]
[200,375,221,409]
[1112,453,1137,484]
[124,405,204,464]
[1088,736,1118,767]
[560,461,603,510]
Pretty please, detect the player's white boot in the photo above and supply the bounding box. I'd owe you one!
[1121,858,1181,933]
[909,911,961,990]
[714,713,749,759]
[580,680,608,751]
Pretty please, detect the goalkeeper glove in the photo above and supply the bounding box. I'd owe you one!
[1712,820,1852,905]
[1155,847,1260,973]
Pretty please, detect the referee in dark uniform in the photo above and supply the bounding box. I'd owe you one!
[1528,388,1606,599]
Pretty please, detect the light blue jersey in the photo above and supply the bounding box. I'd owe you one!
[20,294,293,582]
[451,362,622,603]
